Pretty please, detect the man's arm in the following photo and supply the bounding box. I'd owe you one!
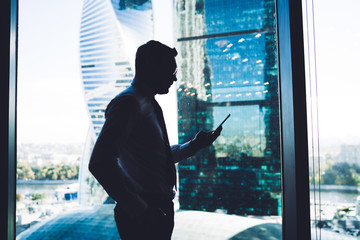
[170,141,194,163]
[171,127,222,163]
[88,96,147,218]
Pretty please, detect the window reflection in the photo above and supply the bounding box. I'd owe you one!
[175,0,281,217]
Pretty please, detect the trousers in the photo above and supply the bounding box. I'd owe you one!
[114,200,174,240]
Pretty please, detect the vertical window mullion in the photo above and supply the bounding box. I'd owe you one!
[2,0,18,240]
[277,0,310,239]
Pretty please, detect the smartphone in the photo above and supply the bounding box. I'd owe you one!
[215,114,231,132]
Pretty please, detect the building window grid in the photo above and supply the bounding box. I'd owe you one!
[80,20,114,35]
[81,7,111,26]
[81,1,107,20]
[80,14,112,31]
[80,37,121,48]
[82,0,102,12]
[80,25,117,39]
[175,0,280,217]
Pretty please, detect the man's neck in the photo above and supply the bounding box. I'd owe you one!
[132,77,156,98]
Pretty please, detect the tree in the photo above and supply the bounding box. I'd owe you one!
[16,193,22,201]
[17,163,79,180]
[16,162,35,180]
[321,162,360,186]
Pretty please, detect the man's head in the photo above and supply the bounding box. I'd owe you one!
[135,40,178,94]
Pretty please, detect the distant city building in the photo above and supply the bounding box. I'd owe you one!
[80,0,153,137]
[17,143,82,166]
[78,0,154,205]
[174,0,281,215]
[335,145,360,165]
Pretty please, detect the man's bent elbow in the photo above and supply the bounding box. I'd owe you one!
[88,159,98,177]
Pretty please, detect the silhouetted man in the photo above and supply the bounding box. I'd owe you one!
[89,40,222,239]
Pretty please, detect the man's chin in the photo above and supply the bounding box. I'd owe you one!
[157,89,169,94]
[156,86,171,94]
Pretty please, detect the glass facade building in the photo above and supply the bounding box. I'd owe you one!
[174,0,281,216]
[80,0,153,137]
[78,0,154,205]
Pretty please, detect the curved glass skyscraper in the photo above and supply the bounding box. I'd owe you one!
[78,0,154,205]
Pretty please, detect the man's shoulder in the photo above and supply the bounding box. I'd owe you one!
[105,86,140,117]
[114,86,134,99]
[116,85,146,99]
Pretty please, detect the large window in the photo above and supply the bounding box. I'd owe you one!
[15,0,88,237]
[303,0,360,239]
[2,0,314,239]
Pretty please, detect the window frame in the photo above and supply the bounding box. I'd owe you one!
[1,0,17,240]
[277,0,311,239]
[2,0,310,239]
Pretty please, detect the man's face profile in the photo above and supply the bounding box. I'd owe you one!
[135,41,178,95]
[155,58,177,94]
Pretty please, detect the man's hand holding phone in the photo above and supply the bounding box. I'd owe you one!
[191,114,230,152]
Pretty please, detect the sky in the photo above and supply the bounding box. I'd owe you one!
[308,0,360,147]
[17,0,360,148]
[17,0,87,144]
[17,0,176,145]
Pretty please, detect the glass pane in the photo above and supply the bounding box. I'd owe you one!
[16,0,282,239]
[303,0,360,239]
[174,0,282,238]
[176,0,273,37]
[16,0,157,239]
[16,0,90,237]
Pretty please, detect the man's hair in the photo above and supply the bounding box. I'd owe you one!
[135,40,177,79]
